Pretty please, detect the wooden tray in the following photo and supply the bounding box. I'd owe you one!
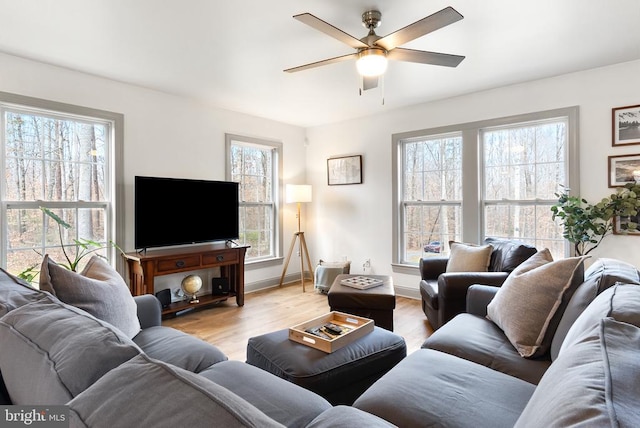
[289,311,374,353]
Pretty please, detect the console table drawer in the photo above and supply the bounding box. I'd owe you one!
[156,255,201,272]
[202,250,238,265]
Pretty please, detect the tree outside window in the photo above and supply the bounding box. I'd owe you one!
[1,96,122,276]
[226,134,282,262]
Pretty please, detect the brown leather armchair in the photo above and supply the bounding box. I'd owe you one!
[419,237,537,330]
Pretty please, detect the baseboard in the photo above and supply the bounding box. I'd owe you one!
[394,284,420,300]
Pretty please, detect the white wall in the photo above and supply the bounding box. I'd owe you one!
[3,51,639,297]
[0,52,308,293]
[305,59,640,297]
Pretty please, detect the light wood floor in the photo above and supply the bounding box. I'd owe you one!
[163,282,433,361]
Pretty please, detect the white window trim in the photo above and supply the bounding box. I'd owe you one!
[392,106,579,273]
[225,133,283,269]
[0,91,124,273]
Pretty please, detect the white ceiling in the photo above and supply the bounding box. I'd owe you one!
[1,0,639,127]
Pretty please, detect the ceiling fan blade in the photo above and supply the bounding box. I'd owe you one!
[375,6,463,51]
[284,52,358,73]
[388,48,465,67]
[362,76,378,91]
[294,13,369,49]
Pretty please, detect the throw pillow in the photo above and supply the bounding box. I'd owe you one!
[0,295,141,405]
[514,317,640,427]
[486,249,586,358]
[39,254,141,338]
[445,242,493,273]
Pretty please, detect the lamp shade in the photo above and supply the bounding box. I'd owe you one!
[356,48,388,77]
[286,184,312,203]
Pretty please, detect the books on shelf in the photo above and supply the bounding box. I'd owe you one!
[340,276,383,290]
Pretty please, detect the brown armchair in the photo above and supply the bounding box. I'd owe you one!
[419,238,537,330]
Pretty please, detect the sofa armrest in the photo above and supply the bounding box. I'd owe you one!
[134,294,162,329]
[434,272,508,326]
[466,284,501,317]
[438,272,509,299]
[419,257,449,280]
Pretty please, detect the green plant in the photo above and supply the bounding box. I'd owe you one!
[17,207,122,280]
[551,183,640,256]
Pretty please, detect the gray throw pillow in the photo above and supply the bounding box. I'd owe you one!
[446,242,493,273]
[39,254,141,338]
[0,296,141,405]
[559,283,640,356]
[486,249,586,358]
[515,317,640,427]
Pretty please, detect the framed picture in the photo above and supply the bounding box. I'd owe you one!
[608,154,640,187]
[613,213,640,235]
[327,155,362,185]
[612,104,640,146]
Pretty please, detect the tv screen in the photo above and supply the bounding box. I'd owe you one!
[134,176,239,250]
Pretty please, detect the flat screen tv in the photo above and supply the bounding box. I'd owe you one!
[134,176,239,250]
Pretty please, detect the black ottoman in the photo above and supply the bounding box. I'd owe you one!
[246,327,406,405]
[328,274,396,331]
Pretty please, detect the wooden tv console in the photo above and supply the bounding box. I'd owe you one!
[122,243,249,316]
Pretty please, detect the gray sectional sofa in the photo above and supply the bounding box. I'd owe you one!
[2,255,640,427]
[354,257,640,427]
[0,267,392,427]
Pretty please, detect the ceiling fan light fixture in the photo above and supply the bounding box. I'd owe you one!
[356,48,388,77]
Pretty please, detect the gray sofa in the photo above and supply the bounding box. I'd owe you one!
[354,257,640,427]
[0,267,392,427]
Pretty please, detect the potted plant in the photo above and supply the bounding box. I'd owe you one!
[551,183,640,256]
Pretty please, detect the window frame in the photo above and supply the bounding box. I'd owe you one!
[225,133,283,267]
[392,106,579,272]
[0,91,124,273]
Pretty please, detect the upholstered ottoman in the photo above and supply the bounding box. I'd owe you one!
[246,327,406,405]
[327,274,396,331]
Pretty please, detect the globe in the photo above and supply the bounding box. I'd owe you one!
[181,274,203,303]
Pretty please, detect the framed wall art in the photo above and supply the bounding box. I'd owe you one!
[613,213,640,236]
[327,155,362,185]
[612,104,640,146]
[608,154,640,187]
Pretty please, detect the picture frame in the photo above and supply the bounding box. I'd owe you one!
[612,104,640,146]
[613,213,640,236]
[608,154,640,187]
[327,155,362,185]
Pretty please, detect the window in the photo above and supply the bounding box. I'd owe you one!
[482,119,569,257]
[393,107,578,266]
[1,92,124,276]
[226,134,282,262]
[400,133,463,263]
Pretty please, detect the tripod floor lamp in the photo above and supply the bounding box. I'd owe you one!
[279,184,314,291]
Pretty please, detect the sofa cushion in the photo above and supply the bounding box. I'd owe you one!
[422,313,551,384]
[39,254,141,338]
[69,354,284,428]
[515,317,640,427]
[353,349,536,428]
[306,405,395,428]
[0,296,141,405]
[446,242,493,272]
[559,283,640,356]
[550,258,640,360]
[200,360,332,427]
[486,249,586,358]
[483,237,536,273]
[133,326,227,373]
[0,268,49,317]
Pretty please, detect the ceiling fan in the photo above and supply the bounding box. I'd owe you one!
[284,6,465,92]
